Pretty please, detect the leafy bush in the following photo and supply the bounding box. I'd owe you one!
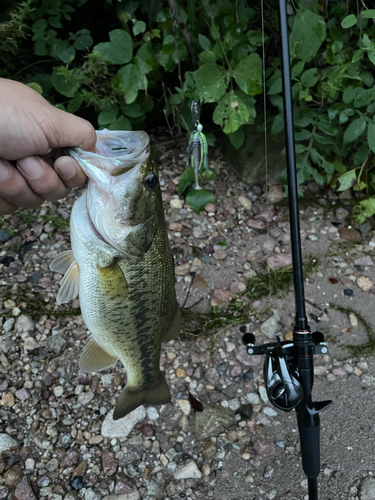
[1,0,375,219]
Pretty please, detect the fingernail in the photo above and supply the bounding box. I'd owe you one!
[17,157,45,179]
[58,161,77,179]
[0,162,11,181]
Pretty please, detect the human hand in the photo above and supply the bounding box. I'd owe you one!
[0,78,97,214]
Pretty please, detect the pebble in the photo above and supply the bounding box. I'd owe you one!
[101,407,146,438]
[268,185,284,204]
[146,407,159,420]
[357,276,373,291]
[85,489,102,500]
[175,263,191,276]
[202,464,211,476]
[176,399,191,415]
[202,442,217,460]
[192,275,209,288]
[103,493,140,500]
[176,368,186,378]
[25,458,35,470]
[195,406,234,439]
[170,198,183,208]
[24,337,36,351]
[78,391,95,405]
[238,196,252,210]
[89,435,104,445]
[267,253,292,269]
[230,281,246,293]
[12,476,37,500]
[0,486,8,500]
[230,365,242,377]
[4,464,23,488]
[14,315,34,335]
[212,249,228,260]
[354,256,373,266]
[260,312,282,339]
[1,392,15,407]
[174,459,202,479]
[0,229,12,242]
[358,476,375,500]
[210,289,233,307]
[247,219,265,230]
[2,317,15,332]
[53,386,64,398]
[0,433,18,457]
[349,313,358,327]
[253,439,276,457]
[102,451,117,476]
[204,367,219,385]
[15,388,30,401]
[339,227,360,242]
[46,458,59,472]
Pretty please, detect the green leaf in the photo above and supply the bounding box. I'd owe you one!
[301,68,318,88]
[213,91,250,134]
[52,40,76,64]
[359,198,375,218]
[73,29,93,50]
[233,53,262,96]
[368,51,375,66]
[368,122,375,153]
[116,64,146,104]
[291,60,305,78]
[341,14,358,28]
[32,19,47,34]
[51,68,79,97]
[228,128,245,149]
[67,92,83,113]
[337,170,357,191]
[342,86,356,104]
[289,10,326,61]
[178,167,195,194]
[198,34,211,51]
[108,115,132,130]
[268,76,282,95]
[134,43,155,73]
[121,102,145,118]
[98,108,119,126]
[195,63,229,103]
[198,50,216,64]
[361,9,375,19]
[93,29,133,65]
[26,82,43,94]
[343,117,367,143]
[186,188,215,213]
[133,20,146,36]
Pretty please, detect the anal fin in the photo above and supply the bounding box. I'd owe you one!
[162,303,182,342]
[79,338,117,373]
[113,372,171,420]
[56,261,80,304]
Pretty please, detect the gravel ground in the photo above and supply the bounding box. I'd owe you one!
[1,135,375,500]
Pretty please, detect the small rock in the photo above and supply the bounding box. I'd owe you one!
[14,315,34,335]
[13,476,37,500]
[246,219,265,230]
[48,334,67,355]
[195,406,234,439]
[230,365,242,377]
[176,399,191,415]
[253,439,276,458]
[260,312,282,339]
[267,253,292,269]
[173,459,202,480]
[103,493,140,500]
[89,435,103,445]
[85,488,101,500]
[15,388,30,401]
[238,196,252,210]
[0,486,8,500]
[169,222,182,231]
[102,451,117,476]
[78,392,95,406]
[46,458,59,472]
[3,317,15,332]
[354,256,373,266]
[192,275,208,288]
[204,367,219,386]
[24,337,36,351]
[0,229,12,242]
[4,464,23,488]
[101,407,146,438]
[175,263,191,276]
[146,407,159,420]
[0,434,18,457]
[358,476,375,500]
[268,185,284,204]
[202,464,211,476]
[176,368,186,378]
[170,198,183,209]
[202,442,217,460]
[210,289,233,307]
[349,313,358,327]
[213,249,228,260]
[24,458,35,470]
[357,276,373,291]
[205,203,215,212]
[193,226,204,239]
[71,476,84,491]
[1,392,15,407]
[53,386,64,398]
[339,227,360,242]
[230,282,246,293]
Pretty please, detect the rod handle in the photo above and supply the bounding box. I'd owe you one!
[298,424,320,478]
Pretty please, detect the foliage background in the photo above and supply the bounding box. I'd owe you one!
[1,0,375,219]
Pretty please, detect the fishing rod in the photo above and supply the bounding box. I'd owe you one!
[241,1,332,499]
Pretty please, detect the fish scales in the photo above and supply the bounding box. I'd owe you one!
[50,130,181,420]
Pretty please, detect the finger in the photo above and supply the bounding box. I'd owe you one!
[42,108,97,153]
[54,155,87,189]
[0,159,44,209]
[0,196,17,215]
[17,156,70,202]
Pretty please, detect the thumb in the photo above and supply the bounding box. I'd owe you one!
[43,106,97,152]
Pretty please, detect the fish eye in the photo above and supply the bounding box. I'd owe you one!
[144,173,158,190]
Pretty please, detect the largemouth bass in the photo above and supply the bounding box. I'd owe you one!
[50,130,181,420]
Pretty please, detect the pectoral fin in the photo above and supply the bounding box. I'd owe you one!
[162,303,182,342]
[79,338,117,373]
[50,250,75,274]
[56,261,80,304]
[113,372,171,420]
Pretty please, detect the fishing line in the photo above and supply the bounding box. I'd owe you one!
[260,0,271,306]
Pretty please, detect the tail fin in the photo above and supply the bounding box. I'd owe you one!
[113,373,171,420]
